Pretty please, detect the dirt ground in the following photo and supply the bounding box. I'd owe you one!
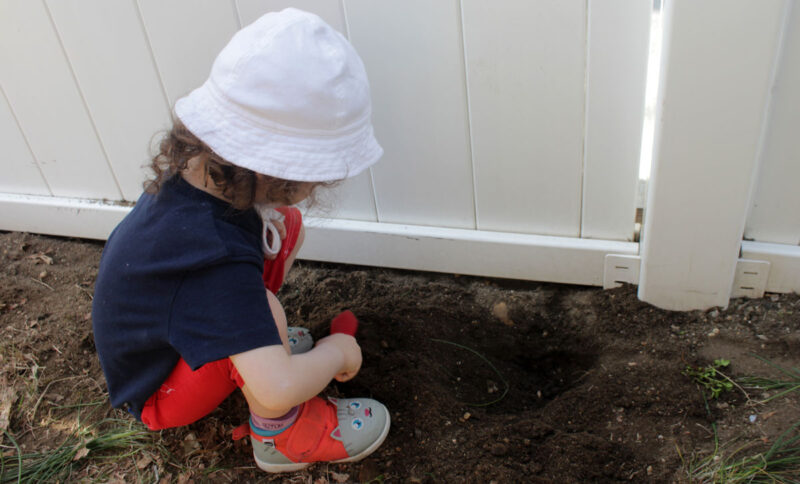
[1,230,799,483]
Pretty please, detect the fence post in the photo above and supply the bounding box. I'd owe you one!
[638,0,788,310]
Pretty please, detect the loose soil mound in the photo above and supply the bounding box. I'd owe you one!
[1,231,798,483]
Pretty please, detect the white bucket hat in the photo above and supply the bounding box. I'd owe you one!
[174,8,382,182]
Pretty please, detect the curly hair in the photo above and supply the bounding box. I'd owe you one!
[145,121,334,210]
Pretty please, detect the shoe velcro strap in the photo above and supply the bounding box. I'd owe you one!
[285,399,331,462]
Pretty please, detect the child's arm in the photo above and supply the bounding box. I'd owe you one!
[230,299,361,413]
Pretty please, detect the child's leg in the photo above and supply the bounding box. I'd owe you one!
[140,292,299,429]
[263,207,305,293]
[139,356,243,430]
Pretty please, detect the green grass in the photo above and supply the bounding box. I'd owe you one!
[685,421,800,483]
[737,355,800,403]
[1,419,156,483]
[684,358,736,399]
[681,355,800,483]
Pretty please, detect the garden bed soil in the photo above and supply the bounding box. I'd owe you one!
[1,231,799,482]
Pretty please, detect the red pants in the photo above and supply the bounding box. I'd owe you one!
[140,207,302,430]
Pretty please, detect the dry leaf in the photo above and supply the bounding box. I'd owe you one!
[73,446,90,461]
[26,253,53,265]
[0,380,17,432]
[136,454,153,469]
[330,472,350,483]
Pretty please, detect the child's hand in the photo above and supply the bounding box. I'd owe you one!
[316,333,362,382]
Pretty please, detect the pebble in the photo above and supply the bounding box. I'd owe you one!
[710,309,720,318]
[490,443,508,456]
[708,328,720,337]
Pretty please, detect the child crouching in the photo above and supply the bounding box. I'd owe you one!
[92,8,388,473]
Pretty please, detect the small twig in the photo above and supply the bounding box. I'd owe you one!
[74,284,93,300]
[716,369,754,405]
[29,376,82,423]
[30,278,53,291]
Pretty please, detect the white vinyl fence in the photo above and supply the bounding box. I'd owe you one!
[1,0,798,310]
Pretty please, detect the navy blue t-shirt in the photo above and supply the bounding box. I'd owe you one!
[92,176,282,419]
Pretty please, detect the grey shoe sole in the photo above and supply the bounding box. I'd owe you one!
[253,410,391,473]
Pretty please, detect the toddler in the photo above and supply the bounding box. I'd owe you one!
[92,9,388,473]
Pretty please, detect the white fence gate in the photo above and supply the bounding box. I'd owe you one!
[1,0,798,310]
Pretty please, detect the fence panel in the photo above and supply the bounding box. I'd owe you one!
[582,0,652,241]
[47,0,172,201]
[137,0,241,107]
[345,0,476,229]
[0,0,654,288]
[0,0,120,200]
[462,0,586,237]
[0,89,49,196]
[746,1,800,246]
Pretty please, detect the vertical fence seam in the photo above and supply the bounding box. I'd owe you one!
[458,0,479,230]
[0,82,53,196]
[579,0,591,239]
[343,0,381,222]
[233,0,243,30]
[42,0,125,201]
[133,0,172,109]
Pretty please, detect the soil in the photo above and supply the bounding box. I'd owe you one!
[1,230,799,483]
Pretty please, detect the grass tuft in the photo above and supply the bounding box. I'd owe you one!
[737,355,800,403]
[687,421,800,483]
[0,419,155,483]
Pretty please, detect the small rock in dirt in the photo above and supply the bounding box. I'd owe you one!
[709,309,720,318]
[487,380,499,394]
[490,442,508,456]
[491,301,514,326]
[647,465,653,475]
[708,328,720,337]
[462,412,471,421]
[770,294,780,302]
[756,334,768,341]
